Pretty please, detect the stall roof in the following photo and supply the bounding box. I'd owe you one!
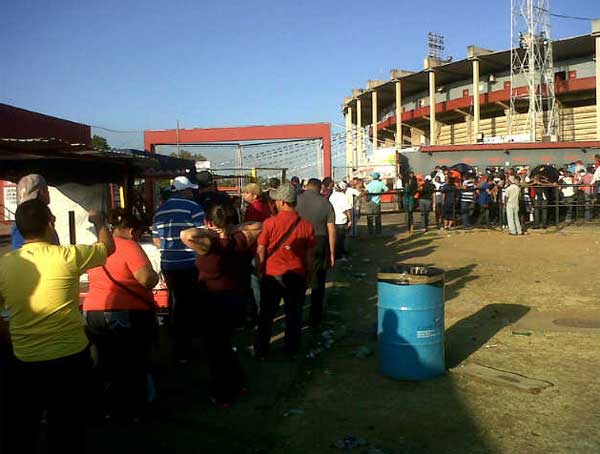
[0,138,195,184]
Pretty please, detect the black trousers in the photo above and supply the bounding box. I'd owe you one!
[335,224,347,257]
[163,267,199,359]
[203,291,245,402]
[255,273,306,356]
[310,235,329,328]
[2,348,92,454]
[85,310,155,417]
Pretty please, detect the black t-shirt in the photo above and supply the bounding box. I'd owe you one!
[296,190,335,237]
[419,182,435,200]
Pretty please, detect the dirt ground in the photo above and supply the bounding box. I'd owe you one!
[2,217,600,453]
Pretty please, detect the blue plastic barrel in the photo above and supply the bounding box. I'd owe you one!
[377,264,445,380]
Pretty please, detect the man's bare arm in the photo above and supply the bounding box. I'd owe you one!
[180,227,216,256]
[89,211,115,256]
[327,222,336,268]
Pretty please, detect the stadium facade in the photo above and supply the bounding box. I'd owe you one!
[343,20,600,176]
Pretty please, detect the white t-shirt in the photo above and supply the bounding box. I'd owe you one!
[561,177,575,197]
[329,191,352,225]
[345,187,360,208]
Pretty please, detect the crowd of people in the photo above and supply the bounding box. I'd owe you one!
[1,159,598,452]
[395,156,600,235]
[0,170,383,453]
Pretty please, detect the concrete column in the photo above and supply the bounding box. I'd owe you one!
[593,20,600,140]
[472,58,481,141]
[395,80,402,149]
[345,106,353,179]
[428,70,437,145]
[372,90,378,150]
[356,98,363,163]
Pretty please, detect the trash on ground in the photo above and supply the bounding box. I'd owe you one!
[283,408,304,416]
[352,272,367,278]
[512,330,533,336]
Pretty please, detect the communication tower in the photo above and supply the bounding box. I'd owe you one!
[509,0,557,141]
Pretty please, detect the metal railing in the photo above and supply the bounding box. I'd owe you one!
[351,184,600,230]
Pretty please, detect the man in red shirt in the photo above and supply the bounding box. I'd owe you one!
[255,184,315,358]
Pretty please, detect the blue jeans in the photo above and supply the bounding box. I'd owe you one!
[418,199,432,230]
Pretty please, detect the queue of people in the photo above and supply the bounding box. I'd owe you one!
[0,171,361,452]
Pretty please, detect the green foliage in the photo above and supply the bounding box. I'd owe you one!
[92,134,110,150]
[170,149,207,161]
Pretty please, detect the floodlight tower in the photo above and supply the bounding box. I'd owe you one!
[509,0,557,141]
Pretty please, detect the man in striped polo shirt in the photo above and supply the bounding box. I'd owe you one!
[152,176,205,362]
[461,180,476,229]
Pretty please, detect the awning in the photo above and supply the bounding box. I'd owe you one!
[0,138,195,184]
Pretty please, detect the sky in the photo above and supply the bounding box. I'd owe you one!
[1,0,598,150]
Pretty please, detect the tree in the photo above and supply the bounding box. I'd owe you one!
[170,149,207,161]
[91,134,110,150]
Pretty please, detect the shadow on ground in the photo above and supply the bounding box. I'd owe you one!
[446,303,530,369]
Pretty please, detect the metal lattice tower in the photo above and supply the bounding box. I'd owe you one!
[509,0,557,141]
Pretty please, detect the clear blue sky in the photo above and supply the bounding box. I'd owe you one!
[1,0,598,149]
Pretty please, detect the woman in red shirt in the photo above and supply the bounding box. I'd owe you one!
[84,209,159,421]
[242,183,271,222]
[181,204,259,406]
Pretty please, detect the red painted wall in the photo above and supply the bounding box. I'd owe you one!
[0,103,91,145]
[144,123,332,177]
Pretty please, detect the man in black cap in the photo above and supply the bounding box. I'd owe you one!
[255,184,315,358]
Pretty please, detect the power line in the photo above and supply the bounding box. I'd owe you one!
[550,12,596,21]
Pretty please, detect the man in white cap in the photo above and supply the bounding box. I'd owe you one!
[329,181,352,259]
[11,174,58,249]
[152,176,205,363]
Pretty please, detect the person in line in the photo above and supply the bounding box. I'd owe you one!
[320,176,334,198]
[365,172,389,236]
[477,176,493,227]
[0,200,114,454]
[84,209,159,421]
[560,170,576,222]
[290,176,302,195]
[417,175,435,232]
[329,181,352,259]
[345,179,361,238]
[441,177,459,230]
[11,174,59,249]
[433,176,444,229]
[296,178,336,329]
[460,180,476,229]
[403,173,418,234]
[242,183,271,223]
[181,204,260,406]
[530,175,550,229]
[152,176,205,363]
[504,176,523,235]
[254,184,315,358]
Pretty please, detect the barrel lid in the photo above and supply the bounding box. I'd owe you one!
[377,264,444,285]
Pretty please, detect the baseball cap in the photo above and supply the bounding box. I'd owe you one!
[424,175,432,181]
[17,174,48,203]
[172,176,198,191]
[269,183,297,204]
[372,172,381,180]
[336,181,347,191]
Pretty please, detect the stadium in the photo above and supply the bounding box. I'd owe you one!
[342,17,600,177]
